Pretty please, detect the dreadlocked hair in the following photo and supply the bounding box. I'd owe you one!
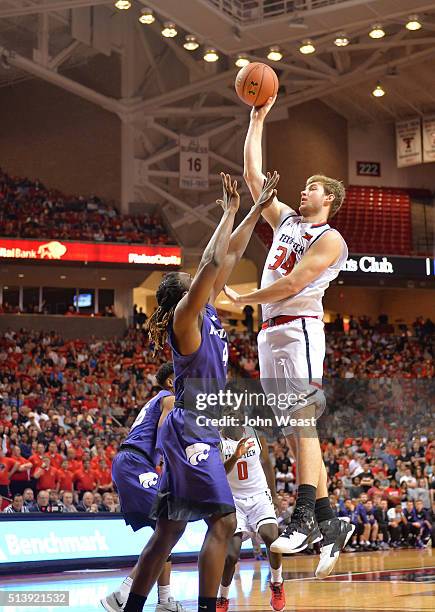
[146,272,186,354]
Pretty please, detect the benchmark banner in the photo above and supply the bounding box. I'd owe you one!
[0,516,252,565]
[0,238,182,268]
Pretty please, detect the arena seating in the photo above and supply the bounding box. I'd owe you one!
[255,185,413,255]
[0,321,433,529]
[0,169,173,245]
[333,186,412,255]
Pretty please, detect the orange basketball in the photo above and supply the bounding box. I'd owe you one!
[235,62,279,107]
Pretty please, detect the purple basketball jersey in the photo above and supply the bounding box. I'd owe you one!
[168,303,228,404]
[124,389,171,464]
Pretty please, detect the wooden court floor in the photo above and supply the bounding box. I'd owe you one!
[1,548,433,611]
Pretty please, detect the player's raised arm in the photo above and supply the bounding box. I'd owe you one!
[172,174,238,351]
[210,171,279,303]
[244,97,294,230]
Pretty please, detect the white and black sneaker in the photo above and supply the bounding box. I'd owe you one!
[101,591,124,612]
[155,598,189,612]
[315,517,355,579]
[270,506,322,554]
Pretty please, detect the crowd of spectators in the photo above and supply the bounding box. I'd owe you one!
[272,434,434,550]
[0,168,172,245]
[0,318,433,558]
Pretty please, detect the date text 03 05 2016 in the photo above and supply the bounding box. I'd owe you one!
[0,591,69,607]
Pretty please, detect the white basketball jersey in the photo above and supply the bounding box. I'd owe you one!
[261,212,348,320]
[220,428,268,499]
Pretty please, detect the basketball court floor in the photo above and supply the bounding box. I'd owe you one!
[1,549,433,611]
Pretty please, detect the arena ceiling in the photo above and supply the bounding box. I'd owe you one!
[0,0,435,123]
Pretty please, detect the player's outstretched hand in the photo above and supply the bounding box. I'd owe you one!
[223,284,242,305]
[250,95,277,122]
[255,171,280,209]
[217,172,240,214]
[234,437,255,459]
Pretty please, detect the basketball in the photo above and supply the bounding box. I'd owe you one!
[235,62,279,107]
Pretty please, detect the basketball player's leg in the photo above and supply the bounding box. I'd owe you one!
[217,533,243,609]
[124,518,187,612]
[198,512,237,609]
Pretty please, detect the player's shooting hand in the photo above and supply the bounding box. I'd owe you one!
[250,95,277,122]
[255,171,280,209]
[234,437,255,459]
[223,285,242,305]
[217,173,240,214]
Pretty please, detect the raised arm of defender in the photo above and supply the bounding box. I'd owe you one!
[173,173,239,352]
[244,97,294,230]
[210,171,280,303]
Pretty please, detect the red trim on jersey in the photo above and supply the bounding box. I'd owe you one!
[311,222,328,228]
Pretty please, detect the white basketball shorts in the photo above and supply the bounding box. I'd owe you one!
[234,490,278,537]
[258,317,326,431]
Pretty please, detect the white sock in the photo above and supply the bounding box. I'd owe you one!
[219,584,230,599]
[119,576,132,601]
[271,566,283,584]
[158,584,171,604]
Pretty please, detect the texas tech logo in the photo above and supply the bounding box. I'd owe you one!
[37,241,67,259]
[185,443,210,466]
[138,472,159,488]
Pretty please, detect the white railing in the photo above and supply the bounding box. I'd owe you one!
[206,0,362,23]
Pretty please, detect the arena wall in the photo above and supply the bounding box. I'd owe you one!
[0,79,121,203]
[348,122,435,190]
[324,285,435,324]
[267,100,348,208]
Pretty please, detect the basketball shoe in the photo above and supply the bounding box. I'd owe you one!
[269,581,286,611]
[101,593,188,612]
[315,517,355,579]
[216,596,229,611]
[270,505,322,554]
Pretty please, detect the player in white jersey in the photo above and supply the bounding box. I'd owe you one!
[217,424,286,612]
[224,95,354,579]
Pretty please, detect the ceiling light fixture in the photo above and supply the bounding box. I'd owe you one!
[406,15,422,31]
[18,273,24,278]
[114,0,131,9]
[203,48,219,62]
[60,275,66,280]
[369,24,385,39]
[299,39,316,54]
[235,54,250,68]
[267,46,282,61]
[183,35,199,51]
[372,82,386,97]
[161,22,177,38]
[139,8,154,24]
[334,33,350,47]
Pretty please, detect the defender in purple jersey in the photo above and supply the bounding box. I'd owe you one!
[102,363,187,612]
[123,172,279,612]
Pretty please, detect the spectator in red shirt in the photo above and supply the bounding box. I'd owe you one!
[57,460,74,492]
[0,447,18,497]
[66,448,82,473]
[44,441,63,469]
[28,442,46,476]
[96,459,112,493]
[73,459,98,493]
[9,447,33,496]
[33,457,59,492]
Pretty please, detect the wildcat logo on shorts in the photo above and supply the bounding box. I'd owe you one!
[185,443,210,466]
[138,472,159,488]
